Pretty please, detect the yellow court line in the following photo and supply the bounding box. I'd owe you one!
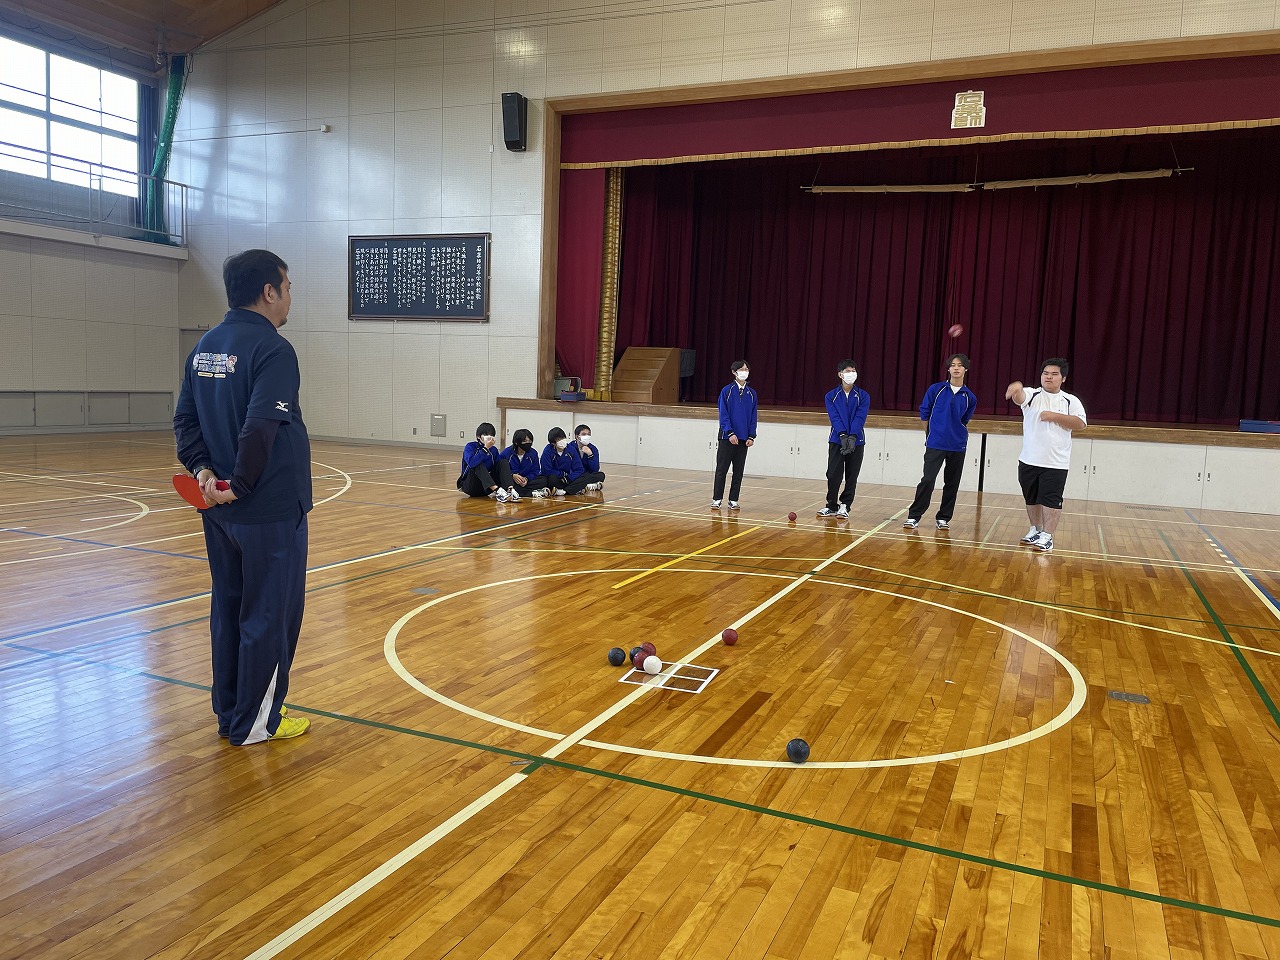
[611,525,761,589]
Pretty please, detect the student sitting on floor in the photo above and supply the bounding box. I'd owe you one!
[500,428,549,499]
[570,424,606,492]
[541,426,592,496]
[458,422,517,502]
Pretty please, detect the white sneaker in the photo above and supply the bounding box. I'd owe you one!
[552,488,567,496]
[1019,526,1040,544]
[903,518,919,529]
[507,486,520,501]
[1035,532,1054,552]
[727,501,739,510]
[531,488,548,499]
[935,519,949,529]
[817,506,837,517]
[711,499,722,509]
[585,482,600,492]
[836,503,849,519]
[494,487,509,503]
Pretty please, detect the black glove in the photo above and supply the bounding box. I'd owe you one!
[840,434,858,456]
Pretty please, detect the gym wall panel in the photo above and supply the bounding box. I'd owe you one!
[395,35,445,112]
[787,0,861,77]
[660,6,728,88]
[84,249,137,326]
[393,109,445,221]
[600,12,663,93]
[441,105,495,218]
[391,328,441,442]
[32,318,88,390]
[0,236,34,318]
[30,240,86,322]
[442,23,495,109]
[855,0,934,68]
[722,0,790,82]
[133,325,179,392]
[545,20,604,98]
[348,329,396,439]
[305,332,352,436]
[349,114,397,222]
[85,323,136,392]
[0,316,34,390]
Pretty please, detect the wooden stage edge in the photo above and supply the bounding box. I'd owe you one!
[497,396,1280,449]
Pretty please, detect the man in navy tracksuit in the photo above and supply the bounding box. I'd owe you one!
[818,359,870,519]
[904,353,977,530]
[174,249,312,745]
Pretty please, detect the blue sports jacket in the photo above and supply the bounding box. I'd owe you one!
[717,383,758,441]
[541,444,582,484]
[918,381,977,452]
[459,441,499,482]
[501,445,542,482]
[824,386,870,445]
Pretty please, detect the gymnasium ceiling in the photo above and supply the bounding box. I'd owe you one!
[0,0,290,72]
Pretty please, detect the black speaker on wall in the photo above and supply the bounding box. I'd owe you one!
[501,92,528,152]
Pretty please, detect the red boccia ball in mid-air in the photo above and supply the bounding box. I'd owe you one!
[948,324,963,338]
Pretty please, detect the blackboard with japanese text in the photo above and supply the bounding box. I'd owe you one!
[348,234,490,321]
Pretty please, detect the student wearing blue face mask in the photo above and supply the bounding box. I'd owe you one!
[711,360,757,510]
[501,428,550,499]
[571,424,606,492]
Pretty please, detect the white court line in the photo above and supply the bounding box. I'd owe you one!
[241,772,534,960]
[0,470,152,490]
[1232,567,1280,627]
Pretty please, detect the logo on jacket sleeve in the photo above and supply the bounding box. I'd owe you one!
[275,401,290,412]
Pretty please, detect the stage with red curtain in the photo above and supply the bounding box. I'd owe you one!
[554,53,1280,424]
[614,129,1280,424]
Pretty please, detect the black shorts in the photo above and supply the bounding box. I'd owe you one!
[1018,462,1068,510]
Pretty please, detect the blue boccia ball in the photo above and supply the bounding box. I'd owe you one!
[786,738,811,764]
[607,647,626,667]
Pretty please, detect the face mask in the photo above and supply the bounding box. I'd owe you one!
[519,442,532,453]
[735,370,749,381]
[480,435,495,444]
[578,435,591,444]
[555,439,568,451]
[842,371,857,385]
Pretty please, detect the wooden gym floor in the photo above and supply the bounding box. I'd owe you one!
[3,431,1280,960]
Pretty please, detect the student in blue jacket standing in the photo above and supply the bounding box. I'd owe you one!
[904,353,977,530]
[818,359,870,519]
[501,428,549,499]
[711,360,757,510]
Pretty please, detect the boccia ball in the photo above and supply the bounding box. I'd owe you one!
[607,647,626,667]
[632,648,647,667]
[948,324,963,338]
[788,512,797,522]
[722,628,738,646]
[786,738,811,763]
[629,646,643,663]
[642,655,662,675]
[640,641,657,657]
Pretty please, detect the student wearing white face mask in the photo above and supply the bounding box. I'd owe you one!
[540,426,594,496]
[571,424,606,492]
[818,359,870,520]
[711,360,757,510]
[458,421,517,502]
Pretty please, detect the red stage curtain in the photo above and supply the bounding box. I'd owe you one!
[614,130,1280,424]
[555,168,607,388]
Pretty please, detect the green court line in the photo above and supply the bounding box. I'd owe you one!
[1159,530,1280,731]
[11,637,1280,932]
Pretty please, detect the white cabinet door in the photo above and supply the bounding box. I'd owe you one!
[980,434,1026,495]
[569,412,638,466]
[748,423,799,479]
[881,426,928,489]
[1202,445,1280,513]
[859,428,884,484]
[794,424,832,481]
[638,416,717,469]
[1086,439,1204,508]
